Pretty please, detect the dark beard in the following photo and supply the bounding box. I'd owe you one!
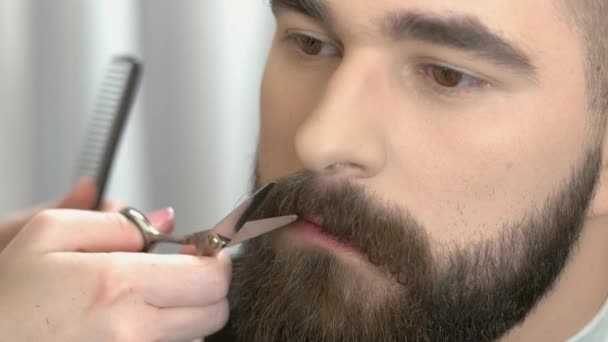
[229,148,601,342]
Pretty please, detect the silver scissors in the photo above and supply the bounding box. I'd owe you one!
[119,182,296,256]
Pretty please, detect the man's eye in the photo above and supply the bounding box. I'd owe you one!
[431,67,464,87]
[294,35,324,55]
[284,32,340,57]
[422,65,485,91]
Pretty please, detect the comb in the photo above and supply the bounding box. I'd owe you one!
[75,55,142,210]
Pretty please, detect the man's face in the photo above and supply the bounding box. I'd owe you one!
[233,0,602,340]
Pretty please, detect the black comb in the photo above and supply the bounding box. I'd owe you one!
[75,56,142,210]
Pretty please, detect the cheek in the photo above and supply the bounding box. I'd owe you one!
[258,48,309,181]
[379,80,589,248]
[357,0,591,247]
[258,44,335,181]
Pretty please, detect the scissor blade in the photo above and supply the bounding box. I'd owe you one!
[234,182,276,232]
[205,182,276,240]
[226,215,298,247]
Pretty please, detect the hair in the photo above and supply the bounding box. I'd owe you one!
[560,0,608,120]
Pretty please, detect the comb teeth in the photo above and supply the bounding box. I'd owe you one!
[75,56,141,208]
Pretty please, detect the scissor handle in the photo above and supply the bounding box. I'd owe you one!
[120,207,169,252]
[120,207,219,255]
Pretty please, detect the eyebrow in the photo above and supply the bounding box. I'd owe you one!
[385,13,536,74]
[271,0,537,75]
[271,0,331,26]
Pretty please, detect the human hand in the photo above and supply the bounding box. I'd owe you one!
[0,208,231,341]
[0,177,123,251]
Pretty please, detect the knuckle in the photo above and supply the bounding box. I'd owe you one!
[217,272,231,299]
[207,261,231,299]
[107,317,141,341]
[29,210,59,228]
[95,254,137,305]
[102,212,140,244]
[102,212,131,233]
[207,299,230,333]
[218,252,233,276]
[25,210,61,237]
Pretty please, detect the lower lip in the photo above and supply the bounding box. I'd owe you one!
[289,220,354,253]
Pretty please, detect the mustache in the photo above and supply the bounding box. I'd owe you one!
[251,171,434,286]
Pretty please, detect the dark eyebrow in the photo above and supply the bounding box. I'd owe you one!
[270,0,331,27]
[384,12,536,75]
[270,0,537,76]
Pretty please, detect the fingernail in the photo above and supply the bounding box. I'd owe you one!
[145,207,175,225]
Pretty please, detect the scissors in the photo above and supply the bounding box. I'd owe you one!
[119,182,297,256]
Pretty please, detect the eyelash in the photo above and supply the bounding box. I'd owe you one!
[282,31,341,58]
[282,32,489,95]
[417,65,489,95]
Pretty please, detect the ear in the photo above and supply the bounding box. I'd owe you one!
[588,127,608,218]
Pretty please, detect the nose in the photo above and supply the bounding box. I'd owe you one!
[295,53,387,179]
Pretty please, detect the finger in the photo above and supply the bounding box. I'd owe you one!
[0,210,36,248]
[16,209,174,253]
[144,207,175,234]
[57,177,98,210]
[141,252,231,308]
[0,178,95,250]
[99,200,174,234]
[180,245,197,255]
[0,207,41,234]
[99,199,129,212]
[156,300,230,342]
[102,251,231,308]
[0,177,98,233]
[0,177,98,237]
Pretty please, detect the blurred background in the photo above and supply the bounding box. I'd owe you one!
[0,0,275,235]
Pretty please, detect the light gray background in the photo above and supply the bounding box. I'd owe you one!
[0,0,275,235]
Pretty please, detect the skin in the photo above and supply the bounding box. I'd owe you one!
[256,0,608,340]
[0,178,231,341]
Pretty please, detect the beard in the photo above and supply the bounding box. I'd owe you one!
[228,148,601,342]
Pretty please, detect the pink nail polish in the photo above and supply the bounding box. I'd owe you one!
[145,207,175,224]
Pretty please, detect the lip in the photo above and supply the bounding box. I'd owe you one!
[288,217,356,253]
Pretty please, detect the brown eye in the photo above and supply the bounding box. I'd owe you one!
[294,35,324,55]
[431,66,464,87]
